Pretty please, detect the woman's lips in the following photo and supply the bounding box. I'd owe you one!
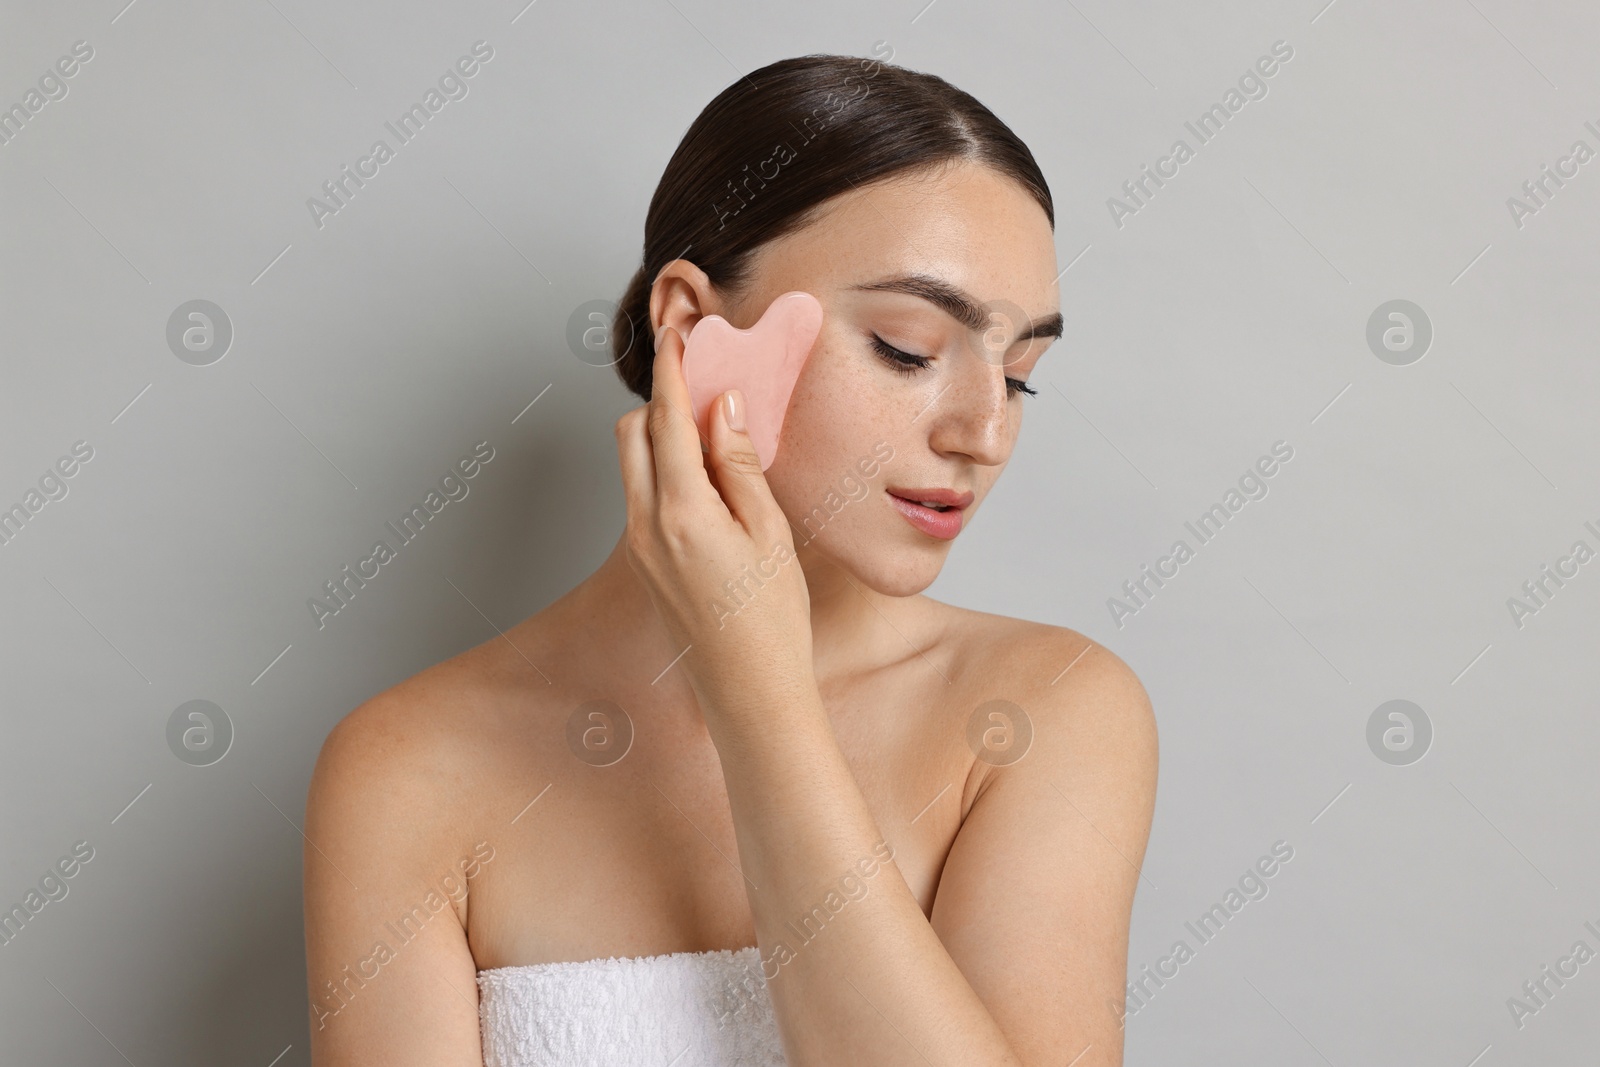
[885,488,970,540]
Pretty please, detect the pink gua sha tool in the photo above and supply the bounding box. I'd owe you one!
[680,290,824,471]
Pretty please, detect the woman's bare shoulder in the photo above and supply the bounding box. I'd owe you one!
[928,600,1157,809]
[308,632,558,840]
[928,598,1151,711]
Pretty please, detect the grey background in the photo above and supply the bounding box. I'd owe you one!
[2,0,1596,1064]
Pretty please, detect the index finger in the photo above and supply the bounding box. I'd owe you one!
[647,323,713,504]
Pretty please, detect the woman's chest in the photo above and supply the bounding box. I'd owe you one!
[464,684,982,972]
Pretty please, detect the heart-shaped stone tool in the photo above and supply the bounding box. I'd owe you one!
[681,290,824,470]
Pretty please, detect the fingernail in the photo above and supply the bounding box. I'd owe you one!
[723,389,746,432]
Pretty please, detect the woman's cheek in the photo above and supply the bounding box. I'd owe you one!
[765,415,832,522]
[771,333,896,491]
[767,416,860,529]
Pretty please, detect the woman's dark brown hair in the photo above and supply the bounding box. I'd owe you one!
[610,51,1054,400]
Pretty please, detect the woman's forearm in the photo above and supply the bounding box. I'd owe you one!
[704,680,1024,1067]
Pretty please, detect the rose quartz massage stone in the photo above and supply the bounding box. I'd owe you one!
[681,290,824,470]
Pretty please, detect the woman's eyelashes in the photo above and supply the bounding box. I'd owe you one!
[868,333,930,375]
[869,334,1037,397]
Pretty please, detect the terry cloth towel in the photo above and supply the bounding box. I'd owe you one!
[478,945,787,1066]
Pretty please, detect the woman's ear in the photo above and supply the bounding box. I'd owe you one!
[648,258,718,343]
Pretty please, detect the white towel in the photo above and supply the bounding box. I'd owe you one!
[478,946,788,1066]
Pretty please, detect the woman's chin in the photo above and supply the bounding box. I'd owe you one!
[846,546,949,598]
[792,516,953,598]
[878,570,942,599]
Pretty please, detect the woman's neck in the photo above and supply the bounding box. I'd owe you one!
[575,529,914,690]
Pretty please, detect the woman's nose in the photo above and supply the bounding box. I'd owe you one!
[925,353,1012,466]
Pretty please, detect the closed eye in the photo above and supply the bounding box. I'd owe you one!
[869,334,1036,397]
[869,334,930,374]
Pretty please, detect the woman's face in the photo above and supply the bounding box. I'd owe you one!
[664,161,1061,597]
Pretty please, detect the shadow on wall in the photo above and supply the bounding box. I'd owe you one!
[199,868,313,1067]
[207,364,627,1065]
[429,383,632,664]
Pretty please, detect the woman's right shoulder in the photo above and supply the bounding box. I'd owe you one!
[302,639,540,1058]
[307,635,557,838]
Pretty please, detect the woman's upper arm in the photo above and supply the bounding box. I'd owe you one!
[303,697,487,1066]
[929,639,1159,1067]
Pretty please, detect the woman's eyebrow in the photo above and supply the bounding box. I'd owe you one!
[850,272,1064,340]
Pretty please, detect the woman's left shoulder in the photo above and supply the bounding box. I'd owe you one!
[935,602,1156,737]
[932,604,1158,820]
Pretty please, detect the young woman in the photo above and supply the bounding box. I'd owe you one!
[303,53,1158,1067]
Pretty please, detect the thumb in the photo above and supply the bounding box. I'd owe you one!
[708,389,781,533]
